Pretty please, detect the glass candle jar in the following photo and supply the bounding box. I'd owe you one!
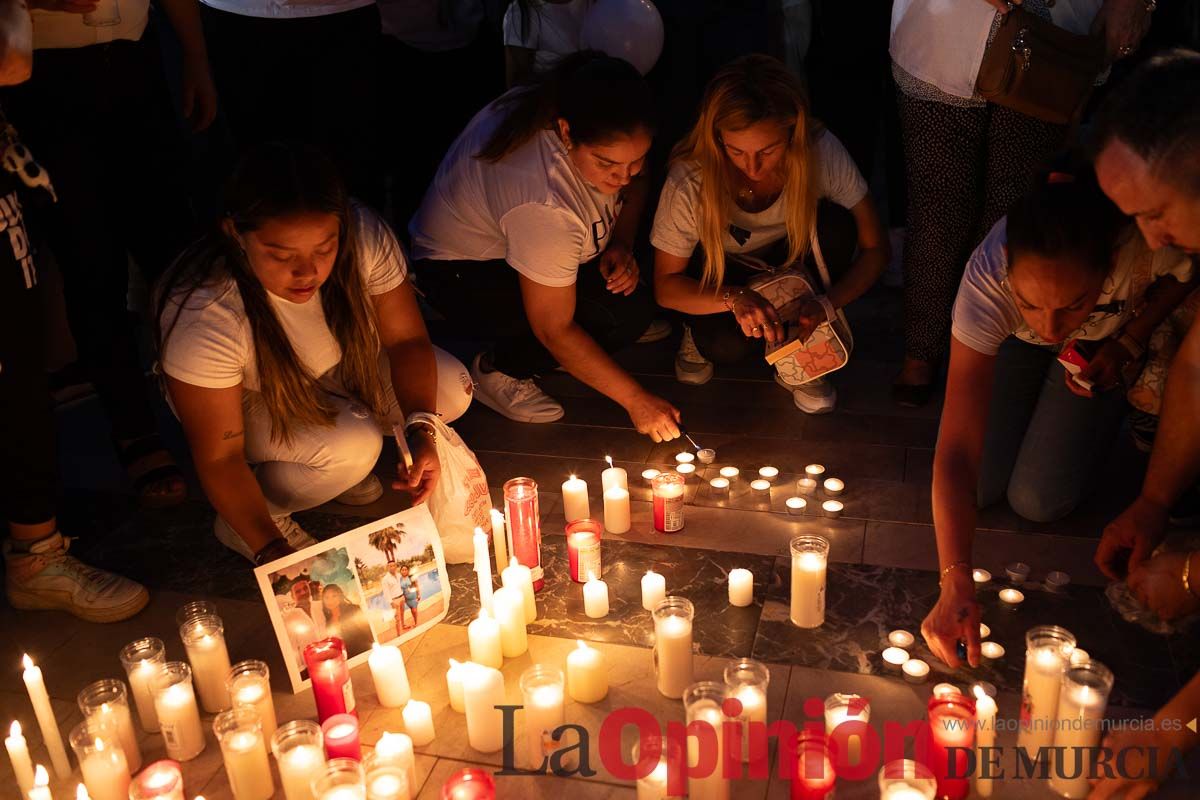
[1018,625,1077,753]
[682,681,731,800]
[651,472,685,533]
[151,662,206,761]
[175,600,218,628]
[565,519,603,583]
[304,637,356,723]
[128,759,185,800]
[179,613,232,713]
[119,637,165,733]
[77,678,141,772]
[520,665,565,769]
[1048,660,1115,799]
[69,718,130,800]
[362,751,409,800]
[791,731,836,800]
[503,477,543,590]
[312,758,365,800]
[228,659,278,741]
[322,714,361,761]
[824,692,871,766]
[631,736,684,800]
[214,707,275,800]
[723,659,769,764]
[878,759,936,799]
[926,694,976,800]
[652,597,694,699]
[272,719,327,800]
[789,535,830,628]
[439,768,495,800]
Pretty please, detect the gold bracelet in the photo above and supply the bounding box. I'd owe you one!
[939,560,971,586]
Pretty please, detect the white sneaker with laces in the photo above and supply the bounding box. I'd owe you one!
[3,532,149,623]
[674,325,714,385]
[214,515,318,563]
[469,353,564,423]
[334,474,383,506]
[775,374,837,414]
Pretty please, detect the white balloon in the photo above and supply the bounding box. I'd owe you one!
[580,0,665,76]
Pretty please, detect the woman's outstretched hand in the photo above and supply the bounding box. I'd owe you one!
[921,568,983,669]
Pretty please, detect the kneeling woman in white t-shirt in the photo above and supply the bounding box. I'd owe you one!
[158,144,472,566]
[921,165,1196,670]
[652,55,889,414]
[411,53,682,442]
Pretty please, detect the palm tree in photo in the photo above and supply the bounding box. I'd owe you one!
[368,525,405,563]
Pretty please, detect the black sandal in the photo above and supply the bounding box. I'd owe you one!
[116,434,188,509]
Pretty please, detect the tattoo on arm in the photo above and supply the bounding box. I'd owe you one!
[222,429,244,441]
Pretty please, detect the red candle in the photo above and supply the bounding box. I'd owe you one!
[565,519,603,583]
[925,694,976,800]
[321,714,361,761]
[790,731,836,800]
[652,472,685,533]
[303,637,355,723]
[440,767,495,800]
[504,477,544,591]
[128,759,185,800]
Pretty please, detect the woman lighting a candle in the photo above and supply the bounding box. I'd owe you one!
[158,144,472,566]
[922,163,1196,668]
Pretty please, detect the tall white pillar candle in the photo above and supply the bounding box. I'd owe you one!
[1017,626,1076,753]
[641,570,666,611]
[21,654,70,779]
[491,586,529,658]
[5,721,35,797]
[583,573,609,618]
[501,558,537,623]
[119,638,165,733]
[566,640,608,704]
[467,610,504,669]
[1049,662,1114,799]
[180,615,232,713]
[152,662,206,761]
[368,644,412,708]
[601,456,628,492]
[603,486,631,534]
[229,660,278,742]
[727,569,753,607]
[789,535,829,628]
[561,476,590,522]
[973,687,997,798]
[490,508,509,572]
[445,660,468,713]
[473,528,494,615]
[462,665,506,754]
[652,598,694,699]
[271,720,326,800]
[215,708,274,800]
[401,701,435,747]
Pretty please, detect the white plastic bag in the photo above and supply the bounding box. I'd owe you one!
[414,416,491,564]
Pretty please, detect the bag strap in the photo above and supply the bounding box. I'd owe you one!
[809,230,855,352]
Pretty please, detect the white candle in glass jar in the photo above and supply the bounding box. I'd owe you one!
[467,610,503,669]
[230,676,277,743]
[462,665,506,754]
[583,574,609,618]
[973,688,997,798]
[183,629,232,714]
[277,744,325,800]
[154,680,205,761]
[727,569,753,607]
[641,570,666,611]
[566,641,607,703]
[127,659,162,732]
[1018,646,1068,751]
[654,615,693,698]
[80,739,130,800]
[401,701,435,747]
[368,644,412,708]
[687,702,728,800]
[636,754,670,800]
[374,732,416,798]
[491,586,528,658]
[1049,683,1109,798]
[222,729,274,800]
[790,551,827,628]
[823,694,870,763]
[523,682,564,768]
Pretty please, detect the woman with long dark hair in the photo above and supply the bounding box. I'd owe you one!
[158,143,472,566]
[320,583,374,655]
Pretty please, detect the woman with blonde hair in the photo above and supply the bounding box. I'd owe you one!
[652,54,888,413]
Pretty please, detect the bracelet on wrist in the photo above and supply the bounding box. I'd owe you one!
[405,419,438,443]
[939,560,972,586]
[722,287,746,312]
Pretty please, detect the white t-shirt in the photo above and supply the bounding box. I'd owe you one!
[889,0,1103,101]
[161,203,405,390]
[502,0,590,73]
[199,0,374,21]
[380,0,482,51]
[650,130,869,259]
[409,94,623,288]
[32,0,149,49]
[952,218,1195,356]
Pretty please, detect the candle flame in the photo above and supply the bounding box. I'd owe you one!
[570,474,577,480]
[448,658,460,668]
[605,455,613,469]
[576,640,588,651]
[101,703,110,714]
[34,765,48,786]
[511,556,521,568]
[21,654,33,670]
[372,642,381,652]
[95,738,104,751]
[479,608,491,621]
[972,684,987,701]
[76,783,91,800]
[9,720,20,737]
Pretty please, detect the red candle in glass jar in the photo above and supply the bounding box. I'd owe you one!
[440,767,496,800]
[303,637,355,723]
[925,694,975,800]
[128,759,185,800]
[652,472,685,533]
[503,477,544,591]
[790,731,836,800]
[321,713,361,760]
[565,519,603,583]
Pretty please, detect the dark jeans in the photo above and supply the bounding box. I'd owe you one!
[687,200,858,365]
[202,5,385,208]
[1,22,196,444]
[415,257,657,379]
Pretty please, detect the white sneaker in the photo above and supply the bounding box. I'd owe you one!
[636,319,673,344]
[214,515,318,563]
[4,533,149,623]
[775,374,837,414]
[674,325,714,385]
[469,353,564,423]
[334,474,383,506]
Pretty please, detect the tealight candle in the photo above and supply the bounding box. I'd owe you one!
[998,588,1025,609]
[758,466,779,482]
[676,462,696,476]
[6,721,35,797]
[727,568,754,607]
[641,468,661,482]
[675,451,695,464]
[367,644,411,709]
[1005,562,1031,584]
[882,647,910,669]
[719,466,740,480]
[179,614,232,714]
[21,654,70,779]
[641,570,666,611]
[932,683,961,699]
[786,496,806,515]
[709,477,730,492]
[979,623,991,639]
[972,569,992,584]
[805,464,826,479]
[697,448,716,464]
[903,659,930,683]
[467,610,503,669]
[796,477,818,495]
[566,641,607,704]
[214,707,275,800]
[271,720,326,800]
[1045,570,1070,592]
[750,478,771,493]
[980,642,1005,660]
[322,714,361,761]
[583,573,609,618]
[821,500,843,518]
[888,630,915,648]
[560,475,590,523]
[401,701,435,747]
[822,478,844,496]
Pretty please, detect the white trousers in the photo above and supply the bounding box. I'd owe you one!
[242,346,471,516]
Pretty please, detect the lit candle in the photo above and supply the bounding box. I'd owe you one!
[467,610,503,669]
[972,569,992,584]
[473,527,493,615]
[78,783,90,800]
[214,708,275,800]
[1049,662,1114,799]
[29,764,51,800]
[999,588,1025,609]
[462,664,506,754]
[903,659,930,684]
[882,647,910,669]
[77,679,141,772]
[489,508,509,573]
[119,637,165,733]
[652,472,685,533]
[439,768,494,800]
[311,759,366,800]
[641,468,661,482]
[565,641,607,703]
[633,738,674,800]
[491,586,528,658]
[822,478,844,497]
[583,572,609,618]
[878,759,937,800]
[676,463,696,477]
[271,720,327,800]
[792,731,836,800]
[322,714,361,761]
[641,570,666,611]
[229,660,277,742]
[566,519,603,583]
[1017,626,1076,753]
[980,642,1005,660]
[725,659,769,764]
[709,477,730,492]
[604,485,632,533]
[684,685,730,800]
[750,478,771,495]
[501,557,536,624]
[824,693,870,763]
[675,452,695,465]
[697,448,716,464]
[727,568,754,607]
[503,477,543,591]
[719,466,740,480]
[363,754,408,800]
[652,597,694,699]
[805,464,826,479]
[373,732,416,797]
[758,466,779,482]
[445,660,468,713]
[888,630,915,648]
[789,535,829,628]
[368,645,411,710]
[928,694,975,800]
[933,683,961,699]
[401,701,435,747]
[561,475,590,522]
[601,456,628,492]
[6,721,35,797]
[786,496,806,515]
[980,623,991,639]
[796,477,818,495]
[973,686,997,798]
[152,662,206,761]
[180,615,232,714]
[70,723,130,800]
[21,654,70,778]
[520,666,564,769]
[303,638,356,723]
[821,500,843,518]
